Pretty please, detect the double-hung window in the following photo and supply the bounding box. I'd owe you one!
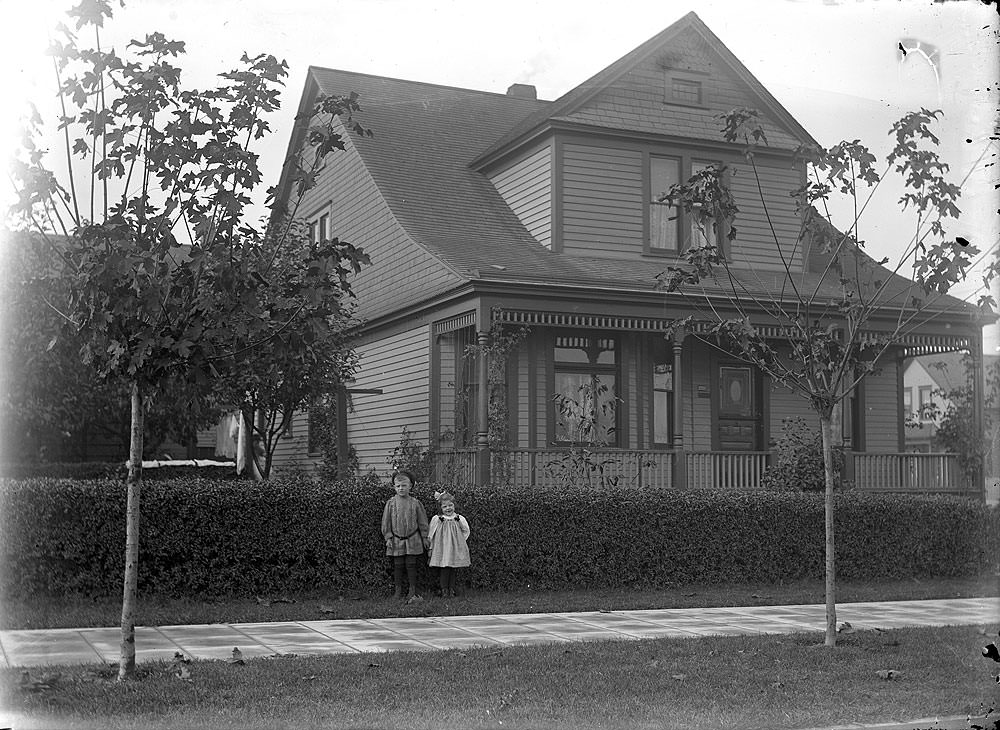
[651,338,674,447]
[918,385,934,422]
[308,210,329,244]
[648,155,721,254]
[553,334,618,445]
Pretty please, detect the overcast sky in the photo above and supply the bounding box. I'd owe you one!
[2,0,998,346]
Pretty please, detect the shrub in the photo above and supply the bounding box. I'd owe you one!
[1,476,995,598]
[761,417,845,491]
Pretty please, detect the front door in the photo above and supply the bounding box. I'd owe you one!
[715,364,761,451]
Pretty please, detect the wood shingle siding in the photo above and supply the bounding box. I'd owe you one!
[347,325,431,475]
[489,143,553,248]
[562,143,645,256]
[565,33,801,150]
[296,119,463,324]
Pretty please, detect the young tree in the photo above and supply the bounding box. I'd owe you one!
[3,236,224,462]
[211,217,368,479]
[657,107,998,647]
[9,0,368,679]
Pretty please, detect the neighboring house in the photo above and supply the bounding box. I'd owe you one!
[903,352,1000,464]
[268,12,991,494]
[901,352,964,452]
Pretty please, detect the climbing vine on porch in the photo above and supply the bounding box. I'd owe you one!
[462,311,530,486]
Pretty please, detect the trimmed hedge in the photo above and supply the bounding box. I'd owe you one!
[1,477,997,598]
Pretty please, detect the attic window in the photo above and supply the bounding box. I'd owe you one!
[671,78,702,105]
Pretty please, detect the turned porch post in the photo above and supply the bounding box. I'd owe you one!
[475,329,491,486]
[672,333,686,489]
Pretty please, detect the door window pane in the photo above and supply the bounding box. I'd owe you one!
[720,367,753,417]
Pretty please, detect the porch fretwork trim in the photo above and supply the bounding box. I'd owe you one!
[433,311,477,336]
[495,310,973,355]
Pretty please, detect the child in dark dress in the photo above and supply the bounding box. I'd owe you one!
[380,469,429,602]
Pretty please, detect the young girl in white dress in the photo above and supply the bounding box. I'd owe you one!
[427,491,471,597]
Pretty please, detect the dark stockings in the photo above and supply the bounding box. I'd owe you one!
[438,567,455,596]
[393,555,418,597]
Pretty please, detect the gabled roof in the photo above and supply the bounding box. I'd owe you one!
[272,14,986,326]
[470,11,819,169]
[911,352,1000,391]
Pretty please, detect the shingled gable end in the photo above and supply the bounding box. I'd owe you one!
[267,12,988,499]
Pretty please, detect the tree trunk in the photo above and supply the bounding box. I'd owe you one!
[119,379,143,681]
[239,406,263,481]
[819,414,837,647]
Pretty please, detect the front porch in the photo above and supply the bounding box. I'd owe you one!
[430,448,977,496]
[423,306,986,500]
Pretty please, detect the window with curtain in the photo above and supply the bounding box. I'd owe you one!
[553,334,618,445]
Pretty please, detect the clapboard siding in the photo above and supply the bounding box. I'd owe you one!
[270,411,317,474]
[686,342,713,451]
[864,358,900,452]
[562,143,645,256]
[490,142,553,248]
[768,380,815,440]
[345,325,431,475]
[297,119,461,324]
[728,160,803,271]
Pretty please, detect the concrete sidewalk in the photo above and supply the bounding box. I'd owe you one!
[1,596,997,668]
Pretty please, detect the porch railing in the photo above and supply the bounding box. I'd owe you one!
[428,448,973,496]
[851,452,967,494]
[430,448,674,488]
[685,451,771,490]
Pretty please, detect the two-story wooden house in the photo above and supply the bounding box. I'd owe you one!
[269,12,988,494]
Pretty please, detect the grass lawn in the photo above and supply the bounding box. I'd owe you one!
[2,573,997,630]
[2,625,999,730]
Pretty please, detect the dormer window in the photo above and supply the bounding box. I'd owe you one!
[648,154,722,255]
[672,78,702,105]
